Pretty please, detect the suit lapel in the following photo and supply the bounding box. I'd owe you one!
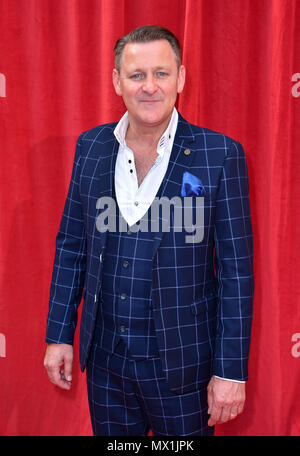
[152,114,197,257]
[96,132,119,249]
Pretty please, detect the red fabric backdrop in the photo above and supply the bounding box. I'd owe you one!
[1,0,300,436]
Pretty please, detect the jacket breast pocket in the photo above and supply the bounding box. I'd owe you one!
[190,293,218,315]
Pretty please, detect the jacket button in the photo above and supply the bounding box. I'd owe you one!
[120,293,127,300]
[184,149,191,155]
[120,325,127,333]
[122,260,129,268]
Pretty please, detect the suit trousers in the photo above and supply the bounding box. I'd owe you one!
[86,338,215,436]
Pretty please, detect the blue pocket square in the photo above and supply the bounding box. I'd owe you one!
[181,171,206,197]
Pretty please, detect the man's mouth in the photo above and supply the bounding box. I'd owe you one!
[139,100,162,103]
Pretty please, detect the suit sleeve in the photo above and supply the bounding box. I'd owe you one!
[213,140,254,381]
[45,133,87,345]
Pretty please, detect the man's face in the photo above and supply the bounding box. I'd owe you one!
[112,39,185,129]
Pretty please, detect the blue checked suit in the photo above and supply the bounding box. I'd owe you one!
[46,113,254,395]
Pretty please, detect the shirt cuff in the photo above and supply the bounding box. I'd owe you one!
[213,375,246,383]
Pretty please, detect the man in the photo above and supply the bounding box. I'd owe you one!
[44,25,254,436]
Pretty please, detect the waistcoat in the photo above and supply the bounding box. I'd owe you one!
[93,181,162,359]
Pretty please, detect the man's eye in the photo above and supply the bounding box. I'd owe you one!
[156,72,168,78]
[131,74,143,80]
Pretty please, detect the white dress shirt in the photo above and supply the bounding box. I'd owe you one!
[114,108,178,227]
[113,108,244,384]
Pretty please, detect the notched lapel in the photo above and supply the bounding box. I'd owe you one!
[152,116,197,258]
[94,137,119,249]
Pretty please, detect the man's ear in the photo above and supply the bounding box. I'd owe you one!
[112,68,122,96]
[177,65,186,94]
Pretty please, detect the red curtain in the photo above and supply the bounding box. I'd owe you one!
[1,0,300,436]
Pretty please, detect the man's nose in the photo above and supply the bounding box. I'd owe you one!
[141,75,158,94]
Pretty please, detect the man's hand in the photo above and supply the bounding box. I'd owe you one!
[207,376,246,426]
[44,343,74,390]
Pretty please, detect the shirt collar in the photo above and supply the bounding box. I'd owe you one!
[113,107,178,157]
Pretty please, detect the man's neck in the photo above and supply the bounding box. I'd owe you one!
[125,113,172,150]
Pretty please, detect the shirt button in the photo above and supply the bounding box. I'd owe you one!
[134,201,139,206]
[122,260,129,268]
[120,293,127,300]
[120,325,127,333]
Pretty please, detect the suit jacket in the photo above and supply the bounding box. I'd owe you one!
[46,113,254,394]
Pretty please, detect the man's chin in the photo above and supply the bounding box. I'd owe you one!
[134,111,172,128]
